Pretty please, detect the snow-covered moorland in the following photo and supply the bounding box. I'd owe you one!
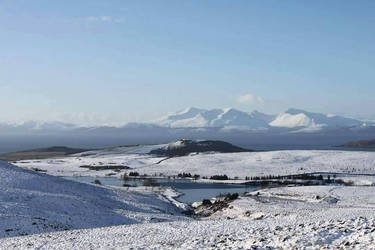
[3,142,375,248]
[13,144,375,182]
[0,160,188,239]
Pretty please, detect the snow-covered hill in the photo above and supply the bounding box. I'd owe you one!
[0,160,186,238]
[4,190,375,249]
[149,139,250,156]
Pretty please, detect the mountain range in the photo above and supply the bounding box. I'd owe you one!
[153,107,366,131]
[154,107,274,129]
[0,108,371,135]
[0,121,79,134]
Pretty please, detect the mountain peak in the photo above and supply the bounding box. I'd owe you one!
[180,107,206,114]
[221,108,243,115]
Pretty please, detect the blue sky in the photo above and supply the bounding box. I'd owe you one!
[0,0,374,125]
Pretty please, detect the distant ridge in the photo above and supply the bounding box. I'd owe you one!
[0,146,88,161]
[0,108,370,136]
[340,139,375,148]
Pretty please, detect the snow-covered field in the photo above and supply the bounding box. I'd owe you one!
[13,145,375,182]
[3,144,375,249]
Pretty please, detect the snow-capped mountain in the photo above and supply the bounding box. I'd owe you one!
[269,109,364,130]
[0,121,79,134]
[0,108,369,137]
[153,107,366,131]
[154,107,275,129]
[20,121,78,131]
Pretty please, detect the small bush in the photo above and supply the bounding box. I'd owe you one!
[31,168,47,172]
[129,172,140,177]
[202,199,212,206]
[344,181,354,186]
[227,193,239,200]
[93,179,102,185]
[335,179,354,186]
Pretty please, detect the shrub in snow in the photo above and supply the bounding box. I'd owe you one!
[226,193,239,201]
[93,179,102,185]
[129,172,140,177]
[202,199,212,206]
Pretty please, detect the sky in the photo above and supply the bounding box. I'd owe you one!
[0,0,374,126]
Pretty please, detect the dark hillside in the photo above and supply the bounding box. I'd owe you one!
[149,139,251,157]
[0,146,88,161]
[340,139,375,148]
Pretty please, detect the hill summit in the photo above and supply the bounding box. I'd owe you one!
[149,139,251,157]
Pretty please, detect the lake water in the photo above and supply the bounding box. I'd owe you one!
[63,176,259,204]
[153,179,259,204]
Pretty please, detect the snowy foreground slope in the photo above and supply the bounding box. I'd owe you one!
[2,186,375,249]
[0,160,187,238]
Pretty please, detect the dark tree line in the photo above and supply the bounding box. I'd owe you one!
[210,175,229,180]
[177,172,200,179]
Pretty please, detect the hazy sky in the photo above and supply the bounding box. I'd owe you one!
[0,0,374,125]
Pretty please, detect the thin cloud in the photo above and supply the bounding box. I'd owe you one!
[86,16,125,23]
[237,93,264,105]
